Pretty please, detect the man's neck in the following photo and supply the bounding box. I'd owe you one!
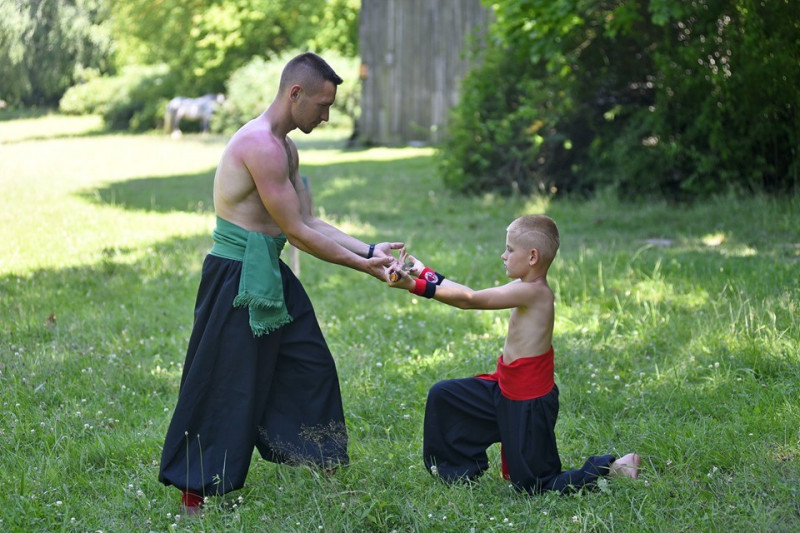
[263,100,295,139]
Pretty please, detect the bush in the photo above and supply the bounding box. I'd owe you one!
[439,45,565,196]
[59,72,121,116]
[441,0,799,200]
[60,64,178,131]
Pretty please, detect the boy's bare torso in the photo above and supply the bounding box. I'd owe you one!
[502,278,555,364]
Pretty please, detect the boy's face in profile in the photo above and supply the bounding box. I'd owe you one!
[501,230,534,279]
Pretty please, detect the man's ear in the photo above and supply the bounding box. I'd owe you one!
[290,85,302,101]
[529,248,539,266]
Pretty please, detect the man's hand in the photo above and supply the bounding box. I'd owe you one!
[365,256,395,281]
[372,242,404,259]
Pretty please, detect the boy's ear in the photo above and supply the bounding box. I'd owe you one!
[529,248,539,266]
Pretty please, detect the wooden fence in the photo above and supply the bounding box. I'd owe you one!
[358,0,491,145]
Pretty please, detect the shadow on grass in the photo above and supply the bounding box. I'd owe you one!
[0,108,56,121]
[0,232,215,424]
[84,170,217,213]
[82,155,437,222]
[1,126,124,145]
[3,217,798,530]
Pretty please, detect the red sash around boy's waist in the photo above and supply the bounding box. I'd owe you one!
[475,347,555,400]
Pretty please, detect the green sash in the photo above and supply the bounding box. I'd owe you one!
[210,217,293,336]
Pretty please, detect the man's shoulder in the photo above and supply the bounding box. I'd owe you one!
[225,123,285,164]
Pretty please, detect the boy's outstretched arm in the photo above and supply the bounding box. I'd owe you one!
[387,256,538,311]
[393,248,473,292]
[423,280,537,310]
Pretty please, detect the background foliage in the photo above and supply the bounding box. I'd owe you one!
[0,0,115,107]
[111,0,321,94]
[1,0,797,199]
[440,0,800,199]
[0,0,360,130]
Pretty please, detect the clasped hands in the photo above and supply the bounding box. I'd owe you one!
[365,242,424,289]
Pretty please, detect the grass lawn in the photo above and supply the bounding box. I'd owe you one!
[0,113,798,532]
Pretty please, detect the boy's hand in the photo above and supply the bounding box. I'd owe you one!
[399,247,425,276]
[386,265,415,289]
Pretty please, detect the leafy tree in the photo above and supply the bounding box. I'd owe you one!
[0,1,30,106]
[0,0,115,107]
[441,0,799,199]
[111,0,330,94]
[306,0,360,57]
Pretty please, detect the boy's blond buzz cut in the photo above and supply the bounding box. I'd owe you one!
[507,215,560,265]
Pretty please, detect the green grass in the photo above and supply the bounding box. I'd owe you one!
[1,114,798,532]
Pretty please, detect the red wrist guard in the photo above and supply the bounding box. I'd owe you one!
[410,278,436,298]
[419,267,445,285]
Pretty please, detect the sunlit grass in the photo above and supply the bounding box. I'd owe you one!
[0,114,798,532]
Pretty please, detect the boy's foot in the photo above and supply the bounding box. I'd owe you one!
[610,453,641,479]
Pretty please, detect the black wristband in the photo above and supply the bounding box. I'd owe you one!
[411,278,437,298]
[423,281,436,298]
[367,243,376,259]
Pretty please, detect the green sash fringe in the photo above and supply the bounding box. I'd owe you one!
[210,217,293,336]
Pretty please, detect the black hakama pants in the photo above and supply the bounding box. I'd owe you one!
[423,377,614,494]
[159,255,348,496]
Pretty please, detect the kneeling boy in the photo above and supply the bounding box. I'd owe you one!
[387,215,640,494]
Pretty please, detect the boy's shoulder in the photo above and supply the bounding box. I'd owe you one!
[512,276,552,294]
[503,277,553,308]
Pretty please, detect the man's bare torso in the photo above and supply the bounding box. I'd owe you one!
[212,115,307,236]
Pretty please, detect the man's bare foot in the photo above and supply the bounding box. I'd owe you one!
[610,453,641,479]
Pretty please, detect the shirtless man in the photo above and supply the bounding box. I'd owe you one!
[159,52,401,514]
[387,215,640,494]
